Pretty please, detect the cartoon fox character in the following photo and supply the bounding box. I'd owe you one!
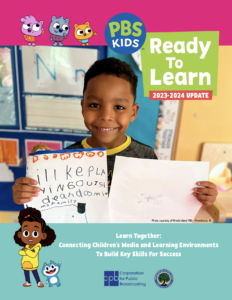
[74,22,97,46]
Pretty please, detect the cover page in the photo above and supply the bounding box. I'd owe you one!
[0,1,231,299]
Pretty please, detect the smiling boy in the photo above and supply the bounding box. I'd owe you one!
[12,57,218,207]
[66,58,158,188]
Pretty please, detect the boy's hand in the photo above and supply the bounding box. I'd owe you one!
[12,177,40,205]
[193,181,218,206]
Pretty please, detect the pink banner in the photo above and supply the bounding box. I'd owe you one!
[1,0,231,45]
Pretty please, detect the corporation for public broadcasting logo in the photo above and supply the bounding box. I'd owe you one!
[104,271,119,286]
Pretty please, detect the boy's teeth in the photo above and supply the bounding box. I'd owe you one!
[99,127,114,131]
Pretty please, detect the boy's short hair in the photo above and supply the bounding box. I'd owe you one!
[83,57,138,101]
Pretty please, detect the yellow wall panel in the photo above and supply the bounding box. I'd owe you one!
[0,211,19,223]
[175,46,232,161]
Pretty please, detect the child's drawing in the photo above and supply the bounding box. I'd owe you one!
[138,193,163,205]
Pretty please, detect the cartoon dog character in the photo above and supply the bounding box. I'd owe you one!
[42,261,61,287]
[49,16,70,46]
[74,22,97,46]
[20,15,44,46]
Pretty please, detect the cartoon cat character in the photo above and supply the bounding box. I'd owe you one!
[42,261,61,287]
[74,22,97,46]
[49,16,70,46]
[20,15,44,46]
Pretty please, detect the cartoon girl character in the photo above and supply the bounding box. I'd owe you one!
[14,207,56,287]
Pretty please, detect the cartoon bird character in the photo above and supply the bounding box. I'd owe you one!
[49,16,70,46]
[20,15,44,46]
[74,22,97,46]
[42,261,62,287]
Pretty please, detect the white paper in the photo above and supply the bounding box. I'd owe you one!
[25,149,108,223]
[25,96,88,131]
[109,157,209,223]
[22,46,98,96]
[155,100,180,160]
[131,50,142,71]
[0,162,14,182]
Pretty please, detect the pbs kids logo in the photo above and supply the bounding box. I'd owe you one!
[104,13,146,55]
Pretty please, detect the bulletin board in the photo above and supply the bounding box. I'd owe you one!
[1,45,162,213]
[21,46,98,95]
[17,46,106,135]
[0,46,19,129]
[0,45,107,212]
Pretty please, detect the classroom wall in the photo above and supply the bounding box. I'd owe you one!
[0,46,106,213]
[174,46,232,161]
[0,47,160,217]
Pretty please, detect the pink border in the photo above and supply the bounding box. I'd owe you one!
[1,1,231,45]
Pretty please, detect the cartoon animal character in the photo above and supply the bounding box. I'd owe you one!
[42,261,62,287]
[20,15,44,46]
[31,143,51,153]
[49,16,70,46]
[14,207,56,287]
[74,22,97,46]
